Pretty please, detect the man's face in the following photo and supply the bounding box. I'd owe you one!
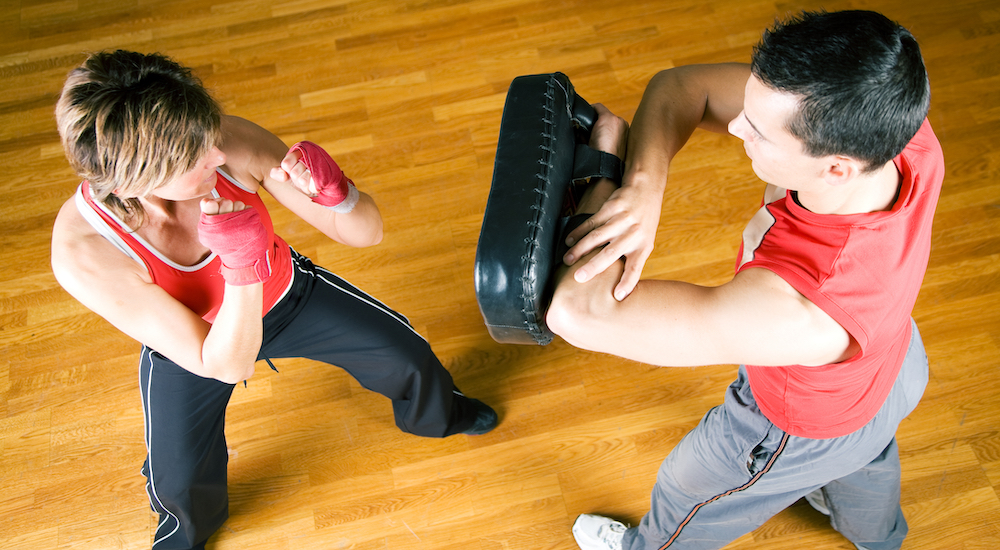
[728,75,826,191]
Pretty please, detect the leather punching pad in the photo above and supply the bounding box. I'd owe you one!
[474,73,622,345]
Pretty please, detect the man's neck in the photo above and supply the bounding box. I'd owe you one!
[796,160,901,215]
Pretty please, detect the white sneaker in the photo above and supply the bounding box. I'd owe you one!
[803,492,871,550]
[803,488,831,516]
[572,514,627,550]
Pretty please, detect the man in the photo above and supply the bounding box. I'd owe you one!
[547,11,941,550]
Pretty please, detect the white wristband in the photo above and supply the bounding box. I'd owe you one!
[325,183,359,213]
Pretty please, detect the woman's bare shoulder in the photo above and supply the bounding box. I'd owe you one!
[219,115,288,187]
[50,195,211,350]
[51,196,151,301]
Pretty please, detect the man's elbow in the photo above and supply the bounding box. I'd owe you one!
[545,289,574,342]
[546,282,608,349]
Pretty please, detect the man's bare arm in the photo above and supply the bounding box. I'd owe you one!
[548,258,854,368]
[564,63,751,300]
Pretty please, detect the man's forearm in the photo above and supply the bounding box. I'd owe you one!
[625,63,750,192]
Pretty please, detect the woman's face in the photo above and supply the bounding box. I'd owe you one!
[147,146,227,201]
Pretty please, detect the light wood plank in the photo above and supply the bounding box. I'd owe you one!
[2,0,998,549]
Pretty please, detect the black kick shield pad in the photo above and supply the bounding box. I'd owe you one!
[475,73,622,345]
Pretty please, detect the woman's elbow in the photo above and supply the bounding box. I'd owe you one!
[331,210,383,247]
[369,221,384,246]
[358,219,384,247]
[349,195,383,246]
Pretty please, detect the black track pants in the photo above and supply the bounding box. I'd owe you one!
[139,251,460,549]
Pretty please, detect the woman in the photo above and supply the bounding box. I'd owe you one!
[50,50,496,550]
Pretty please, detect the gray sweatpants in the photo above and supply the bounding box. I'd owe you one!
[622,319,928,550]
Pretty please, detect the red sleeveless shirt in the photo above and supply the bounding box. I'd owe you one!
[77,170,293,323]
[736,120,943,438]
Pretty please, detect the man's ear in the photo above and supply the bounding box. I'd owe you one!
[822,155,862,187]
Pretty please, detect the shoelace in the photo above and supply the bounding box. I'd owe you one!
[597,521,626,549]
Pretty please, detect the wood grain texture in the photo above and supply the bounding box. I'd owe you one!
[2,0,998,548]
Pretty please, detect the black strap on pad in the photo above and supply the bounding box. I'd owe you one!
[573,143,623,184]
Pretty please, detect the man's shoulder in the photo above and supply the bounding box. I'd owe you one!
[903,119,944,165]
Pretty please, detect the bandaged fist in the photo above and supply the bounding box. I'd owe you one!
[270,141,360,213]
[198,198,272,286]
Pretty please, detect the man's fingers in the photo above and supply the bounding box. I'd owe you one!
[565,215,596,247]
[613,256,646,301]
[563,223,609,265]
[588,104,629,157]
[564,212,634,265]
[572,244,624,284]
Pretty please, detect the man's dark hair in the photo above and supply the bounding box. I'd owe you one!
[751,11,930,173]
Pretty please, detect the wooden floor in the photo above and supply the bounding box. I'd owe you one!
[2,0,998,548]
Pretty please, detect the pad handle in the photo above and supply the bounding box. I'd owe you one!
[567,87,620,183]
[571,93,597,132]
[572,144,624,185]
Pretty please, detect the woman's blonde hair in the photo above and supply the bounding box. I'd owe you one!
[55,50,222,227]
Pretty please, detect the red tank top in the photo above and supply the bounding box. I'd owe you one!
[736,120,943,438]
[77,170,293,323]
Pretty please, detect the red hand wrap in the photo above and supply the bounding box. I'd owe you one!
[289,141,359,212]
[197,207,272,286]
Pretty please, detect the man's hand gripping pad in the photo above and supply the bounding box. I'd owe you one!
[474,73,623,345]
